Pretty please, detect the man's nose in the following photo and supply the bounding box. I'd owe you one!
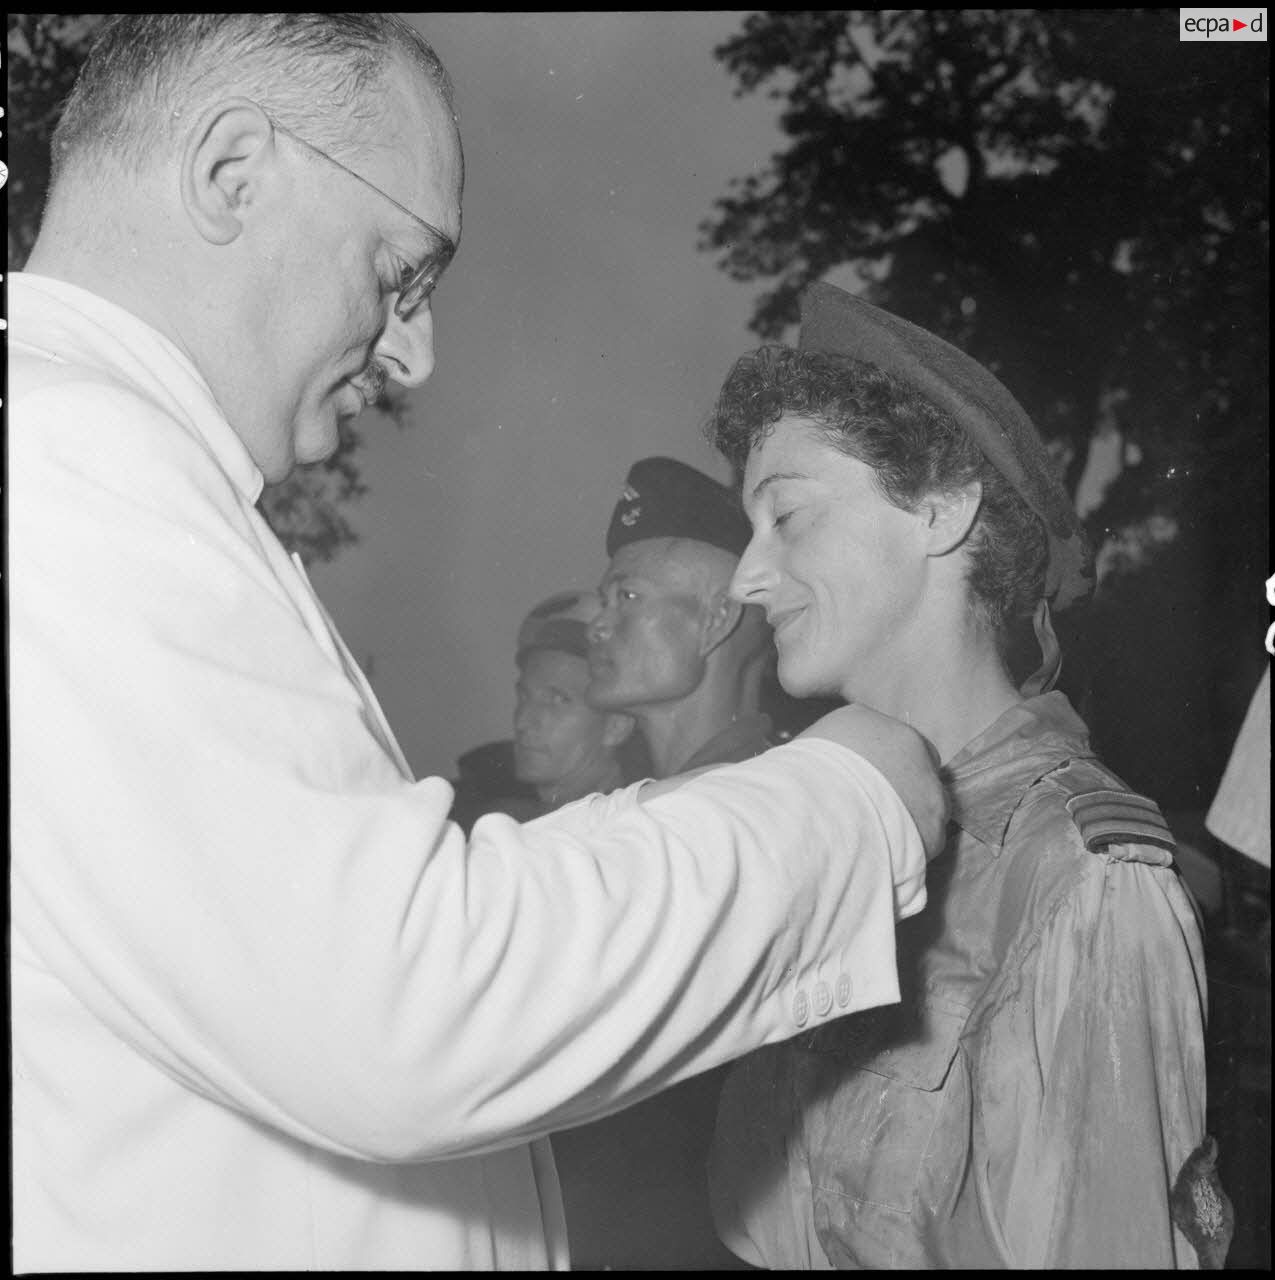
[375,305,436,389]
[587,609,612,643]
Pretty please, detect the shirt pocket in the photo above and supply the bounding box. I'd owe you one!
[794,997,966,1216]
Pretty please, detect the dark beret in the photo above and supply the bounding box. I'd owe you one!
[605,456,752,559]
[516,590,597,663]
[798,282,1093,611]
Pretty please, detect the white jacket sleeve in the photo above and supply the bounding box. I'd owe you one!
[11,377,927,1165]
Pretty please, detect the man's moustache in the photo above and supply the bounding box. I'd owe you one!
[351,362,390,408]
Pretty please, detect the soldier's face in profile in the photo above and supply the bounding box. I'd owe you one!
[587,540,709,713]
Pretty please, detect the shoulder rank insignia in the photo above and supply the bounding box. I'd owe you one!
[1065,789,1177,854]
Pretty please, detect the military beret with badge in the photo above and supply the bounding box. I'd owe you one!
[605,455,752,559]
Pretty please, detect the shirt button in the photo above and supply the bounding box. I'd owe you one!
[792,989,810,1026]
[835,973,853,1007]
[813,980,833,1016]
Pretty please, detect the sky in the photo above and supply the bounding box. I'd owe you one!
[309,13,800,781]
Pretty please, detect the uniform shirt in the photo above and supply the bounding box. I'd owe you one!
[449,739,546,833]
[682,712,777,772]
[9,273,931,1271]
[710,693,1209,1269]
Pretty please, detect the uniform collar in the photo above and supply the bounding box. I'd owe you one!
[941,692,1095,851]
[681,713,775,772]
[10,273,265,504]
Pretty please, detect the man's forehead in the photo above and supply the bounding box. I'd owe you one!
[519,647,590,684]
[605,538,683,578]
[605,539,732,592]
[371,64,463,239]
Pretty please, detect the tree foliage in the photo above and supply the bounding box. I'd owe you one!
[6,14,103,264]
[703,10,1269,801]
[5,12,388,566]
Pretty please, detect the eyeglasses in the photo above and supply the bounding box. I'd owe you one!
[267,114,456,321]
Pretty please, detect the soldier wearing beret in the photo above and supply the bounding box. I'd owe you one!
[588,455,777,777]
[704,282,1227,1270]
[550,456,779,1270]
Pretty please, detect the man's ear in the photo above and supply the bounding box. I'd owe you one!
[181,98,277,246]
[922,480,982,558]
[699,590,745,658]
[603,712,636,749]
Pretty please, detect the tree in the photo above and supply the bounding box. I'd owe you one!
[5,12,394,565]
[703,9,1269,804]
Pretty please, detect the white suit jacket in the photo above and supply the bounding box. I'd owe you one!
[9,273,928,1270]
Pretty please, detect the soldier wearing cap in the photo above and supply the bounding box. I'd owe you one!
[450,592,642,831]
[512,591,641,808]
[587,455,777,777]
[550,457,779,1270]
[704,283,1224,1269]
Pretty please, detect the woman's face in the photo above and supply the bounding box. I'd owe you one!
[731,414,931,705]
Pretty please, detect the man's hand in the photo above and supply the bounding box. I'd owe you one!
[798,704,947,859]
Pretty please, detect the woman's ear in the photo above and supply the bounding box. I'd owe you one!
[922,480,982,558]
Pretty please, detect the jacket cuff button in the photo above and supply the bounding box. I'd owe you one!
[792,989,810,1026]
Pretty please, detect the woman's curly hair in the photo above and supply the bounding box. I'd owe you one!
[707,344,1048,635]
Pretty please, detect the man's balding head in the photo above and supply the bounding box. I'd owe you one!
[30,13,463,488]
[48,14,456,198]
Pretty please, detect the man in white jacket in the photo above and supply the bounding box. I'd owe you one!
[9,14,944,1271]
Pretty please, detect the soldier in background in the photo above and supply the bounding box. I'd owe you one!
[587,456,776,778]
[551,455,777,1270]
[450,591,647,832]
